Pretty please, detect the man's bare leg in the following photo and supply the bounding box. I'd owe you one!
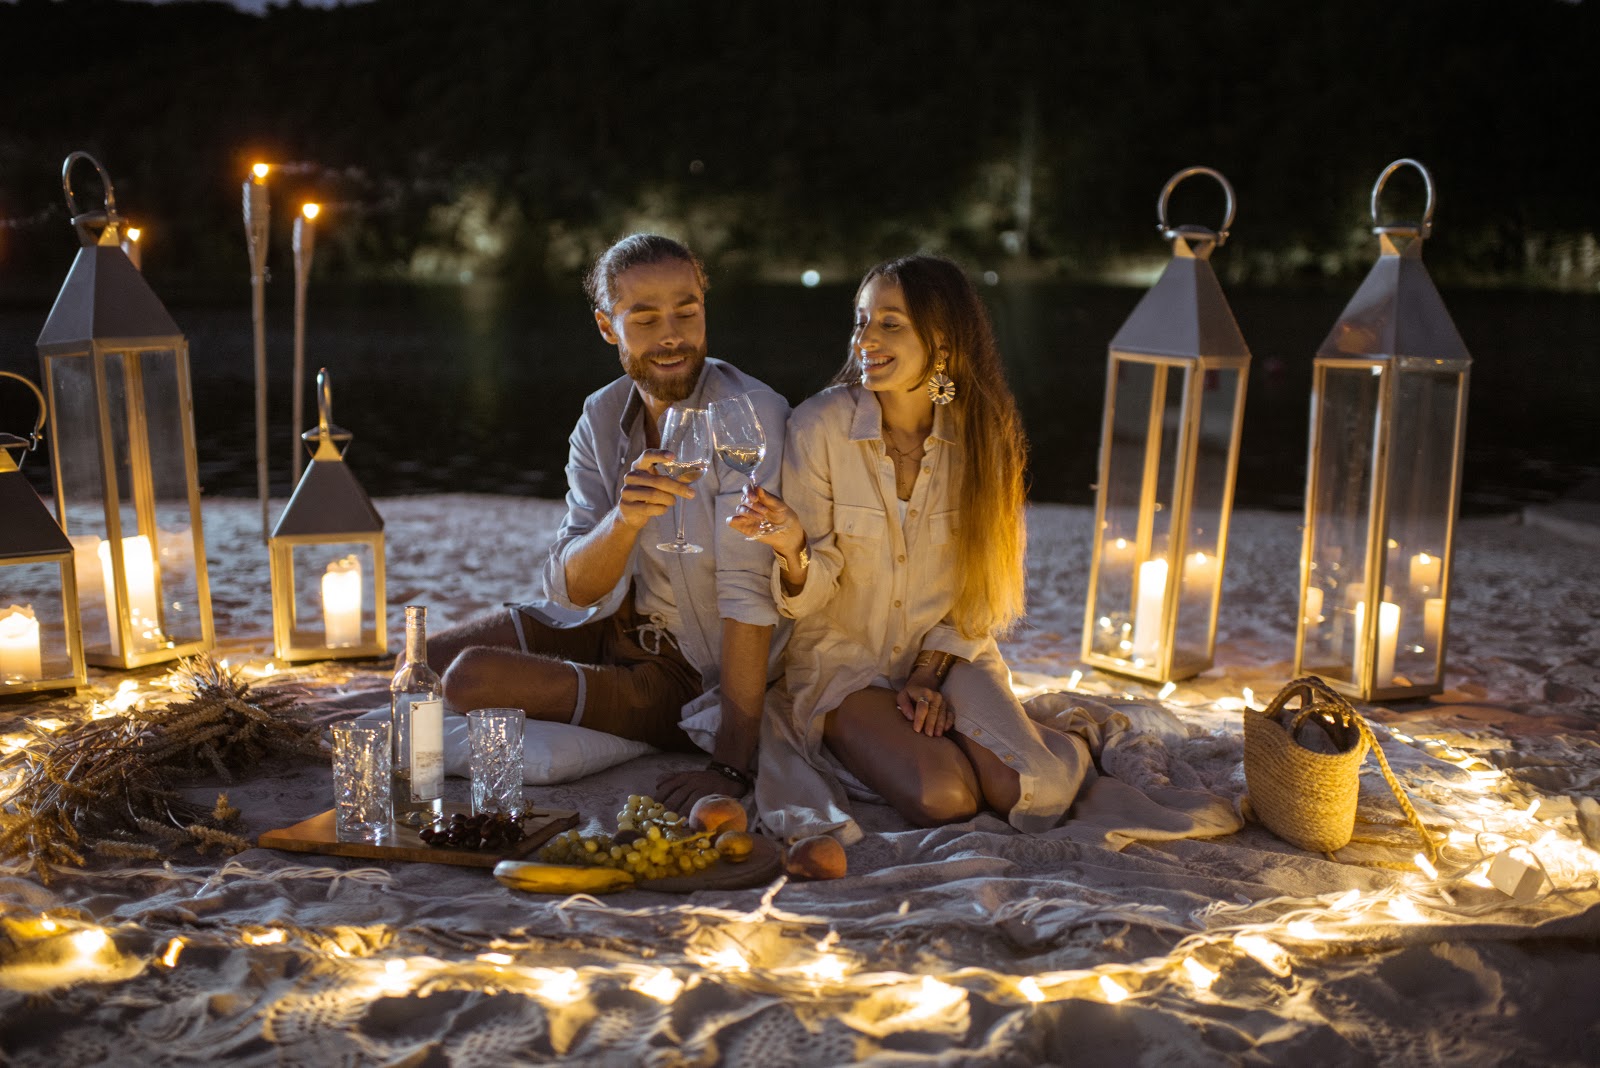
[425,610,522,676]
[441,647,581,722]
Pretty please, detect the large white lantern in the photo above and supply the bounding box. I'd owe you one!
[269,369,387,662]
[1081,167,1251,683]
[0,373,87,696]
[35,153,214,669]
[1295,159,1469,701]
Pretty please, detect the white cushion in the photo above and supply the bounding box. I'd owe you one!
[356,708,656,785]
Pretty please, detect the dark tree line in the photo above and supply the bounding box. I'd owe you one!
[0,0,1594,295]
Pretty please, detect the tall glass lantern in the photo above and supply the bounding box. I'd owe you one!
[35,153,213,669]
[1082,167,1251,683]
[0,373,87,696]
[1295,159,1469,701]
[270,369,387,662]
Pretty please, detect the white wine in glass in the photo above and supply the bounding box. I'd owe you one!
[656,405,712,554]
[710,393,785,537]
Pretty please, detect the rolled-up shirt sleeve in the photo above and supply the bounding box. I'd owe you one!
[541,404,629,617]
[714,387,789,628]
[772,408,845,620]
[921,618,992,664]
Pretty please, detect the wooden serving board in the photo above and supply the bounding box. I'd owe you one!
[258,803,579,868]
[637,833,784,893]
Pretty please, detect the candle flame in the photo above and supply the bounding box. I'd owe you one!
[302,202,320,220]
[126,227,142,242]
[252,163,270,180]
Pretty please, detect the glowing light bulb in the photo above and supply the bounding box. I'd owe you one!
[1181,957,1219,990]
[1158,681,1177,700]
[1414,853,1438,879]
[1017,976,1045,1002]
[71,928,110,961]
[477,952,513,966]
[161,938,185,968]
[632,967,684,1003]
[531,967,585,1004]
[1233,934,1290,976]
[1097,974,1130,1003]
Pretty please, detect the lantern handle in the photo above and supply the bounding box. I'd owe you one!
[0,371,48,462]
[61,151,123,248]
[1157,166,1236,247]
[301,366,353,459]
[1370,158,1435,238]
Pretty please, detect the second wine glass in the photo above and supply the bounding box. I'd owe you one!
[709,392,785,538]
[655,405,712,554]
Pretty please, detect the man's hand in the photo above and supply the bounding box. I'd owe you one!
[618,448,697,530]
[896,667,953,737]
[656,766,748,814]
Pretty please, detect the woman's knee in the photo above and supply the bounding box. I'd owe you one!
[902,776,981,827]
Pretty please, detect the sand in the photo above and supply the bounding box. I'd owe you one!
[1,494,1597,1066]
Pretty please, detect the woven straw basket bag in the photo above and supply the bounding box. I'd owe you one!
[1244,676,1435,858]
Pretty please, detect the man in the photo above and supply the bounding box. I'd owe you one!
[431,234,788,813]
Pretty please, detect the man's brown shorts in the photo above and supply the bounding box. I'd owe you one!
[509,595,701,753]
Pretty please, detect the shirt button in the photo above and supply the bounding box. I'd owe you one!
[897,554,906,563]
[1023,792,1033,802]
[909,509,918,518]
[922,466,931,474]
[893,600,902,608]
[972,728,983,737]
[892,645,901,653]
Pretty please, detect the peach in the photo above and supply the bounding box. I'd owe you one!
[784,835,847,880]
[714,830,755,863]
[689,794,748,836]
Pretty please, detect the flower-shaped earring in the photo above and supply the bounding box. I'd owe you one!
[926,356,956,405]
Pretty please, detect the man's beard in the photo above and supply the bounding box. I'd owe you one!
[621,342,707,403]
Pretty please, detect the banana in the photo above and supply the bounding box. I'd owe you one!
[493,859,637,895]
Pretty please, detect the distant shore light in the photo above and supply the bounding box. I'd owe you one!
[801,269,821,288]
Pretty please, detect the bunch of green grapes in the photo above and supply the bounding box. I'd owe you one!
[538,794,721,879]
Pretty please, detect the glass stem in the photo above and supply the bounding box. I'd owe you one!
[674,499,687,545]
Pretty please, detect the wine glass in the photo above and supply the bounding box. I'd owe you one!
[655,405,712,554]
[709,393,785,538]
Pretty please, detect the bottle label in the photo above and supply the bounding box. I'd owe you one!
[409,699,444,800]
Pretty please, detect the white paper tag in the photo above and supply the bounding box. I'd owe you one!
[409,698,444,799]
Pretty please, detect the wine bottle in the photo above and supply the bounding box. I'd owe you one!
[390,604,444,822]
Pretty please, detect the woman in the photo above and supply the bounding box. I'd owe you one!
[735,255,1092,843]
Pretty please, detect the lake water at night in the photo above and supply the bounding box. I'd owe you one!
[1,280,1594,515]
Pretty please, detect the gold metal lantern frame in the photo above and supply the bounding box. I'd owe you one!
[1294,159,1469,702]
[269,369,387,662]
[1082,167,1251,684]
[0,372,87,696]
[35,153,214,670]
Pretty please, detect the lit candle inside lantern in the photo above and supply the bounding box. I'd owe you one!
[0,605,42,682]
[1131,557,1168,662]
[98,534,161,657]
[1409,551,1442,595]
[321,555,363,648]
[1181,550,1217,600]
[1101,536,1134,573]
[1354,599,1400,686]
[1302,586,1325,627]
[1423,597,1445,652]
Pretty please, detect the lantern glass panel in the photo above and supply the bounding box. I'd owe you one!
[47,355,114,651]
[1384,365,1463,688]
[0,561,74,687]
[1301,364,1382,687]
[287,541,378,651]
[1171,365,1241,663]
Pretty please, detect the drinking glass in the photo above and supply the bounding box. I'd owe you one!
[331,719,391,843]
[709,392,786,539]
[655,405,712,554]
[468,707,525,815]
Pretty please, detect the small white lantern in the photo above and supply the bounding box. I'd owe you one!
[269,369,387,662]
[36,152,214,669]
[0,372,87,697]
[1082,167,1251,683]
[1295,159,1469,701]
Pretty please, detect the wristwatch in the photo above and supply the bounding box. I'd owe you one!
[778,539,810,574]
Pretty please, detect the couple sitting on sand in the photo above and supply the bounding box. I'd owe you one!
[424,233,1089,845]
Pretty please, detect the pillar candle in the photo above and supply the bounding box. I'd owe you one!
[98,534,161,656]
[322,556,363,648]
[1355,599,1401,687]
[1131,558,1168,662]
[1423,597,1445,652]
[1182,550,1217,600]
[1302,586,1325,627]
[1409,552,1442,596]
[0,604,42,682]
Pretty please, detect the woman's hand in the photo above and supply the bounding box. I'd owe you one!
[896,667,953,737]
[730,485,803,554]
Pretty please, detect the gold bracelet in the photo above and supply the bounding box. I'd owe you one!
[914,650,956,682]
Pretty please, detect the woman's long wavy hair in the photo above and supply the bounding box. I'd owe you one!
[831,255,1029,638]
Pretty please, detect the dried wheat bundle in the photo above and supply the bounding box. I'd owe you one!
[0,657,324,883]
